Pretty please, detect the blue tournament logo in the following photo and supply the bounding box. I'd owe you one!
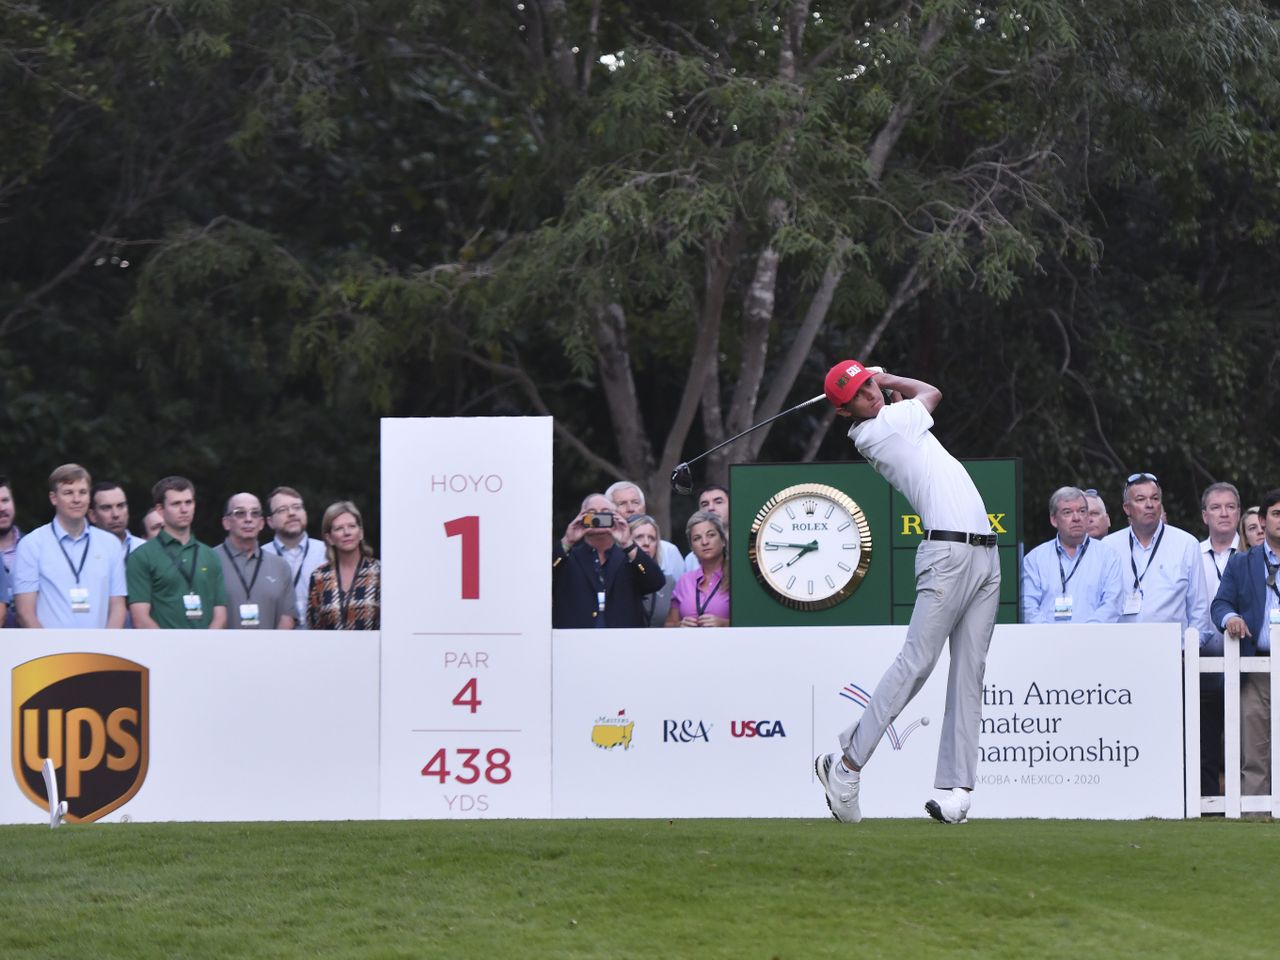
[840,681,929,750]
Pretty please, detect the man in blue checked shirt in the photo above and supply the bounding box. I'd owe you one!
[12,464,127,629]
[1022,486,1123,623]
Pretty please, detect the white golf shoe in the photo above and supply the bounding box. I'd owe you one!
[925,788,971,824]
[815,753,862,823]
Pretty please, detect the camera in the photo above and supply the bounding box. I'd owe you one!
[583,511,614,528]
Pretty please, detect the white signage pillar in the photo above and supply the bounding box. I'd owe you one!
[379,417,553,817]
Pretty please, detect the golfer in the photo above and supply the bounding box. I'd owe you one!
[815,361,1000,824]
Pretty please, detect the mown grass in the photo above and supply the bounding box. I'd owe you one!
[1,818,1276,959]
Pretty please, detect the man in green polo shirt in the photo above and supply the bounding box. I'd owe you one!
[127,476,228,629]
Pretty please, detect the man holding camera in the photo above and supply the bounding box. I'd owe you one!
[552,493,665,628]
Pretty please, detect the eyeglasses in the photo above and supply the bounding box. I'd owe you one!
[227,508,263,520]
[1082,488,1099,497]
[1125,473,1158,486]
[271,503,305,515]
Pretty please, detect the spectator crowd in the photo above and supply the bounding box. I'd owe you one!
[1019,475,1278,809]
[4,462,1271,807]
[0,466,379,631]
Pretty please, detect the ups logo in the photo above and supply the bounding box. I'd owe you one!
[12,653,148,823]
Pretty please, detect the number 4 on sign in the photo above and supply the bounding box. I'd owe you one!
[444,515,480,599]
[452,678,481,714]
[421,748,450,782]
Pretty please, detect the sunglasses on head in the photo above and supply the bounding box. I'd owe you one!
[1125,472,1158,486]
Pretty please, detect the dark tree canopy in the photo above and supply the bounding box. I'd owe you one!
[2,0,1278,545]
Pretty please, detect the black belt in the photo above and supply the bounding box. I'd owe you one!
[924,530,998,547]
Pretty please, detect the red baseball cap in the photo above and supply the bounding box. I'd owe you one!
[824,360,875,407]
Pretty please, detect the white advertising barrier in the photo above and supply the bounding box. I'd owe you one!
[2,630,379,825]
[3,621,1182,823]
[379,417,553,819]
[552,622,1185,819]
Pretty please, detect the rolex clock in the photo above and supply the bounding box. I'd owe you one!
[747,483,872,611]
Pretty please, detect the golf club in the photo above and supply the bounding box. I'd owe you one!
[670,393,827,494]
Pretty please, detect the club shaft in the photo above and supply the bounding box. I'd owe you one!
[682,393,826,468]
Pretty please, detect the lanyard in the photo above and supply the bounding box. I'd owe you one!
[1056,537,1089,593]
[1128,525,1166,592]
[273,538,311,588]
[1208,545,1236,582]
[164,540,198,591]
[696,570,723,616]
[1265,553,1280,604]
[337,557,364,624]
[56,531,91,585]
[222,544,263,599]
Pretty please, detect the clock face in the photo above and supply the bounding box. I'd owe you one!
[747,483,872,611]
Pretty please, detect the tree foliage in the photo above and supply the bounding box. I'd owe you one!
[1,0,1278,544]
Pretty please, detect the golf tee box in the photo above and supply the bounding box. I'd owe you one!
[728,460,1022,627]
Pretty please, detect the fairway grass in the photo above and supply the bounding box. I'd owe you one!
[1,818,1277,959]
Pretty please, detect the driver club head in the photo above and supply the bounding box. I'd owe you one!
[670,462,694,495]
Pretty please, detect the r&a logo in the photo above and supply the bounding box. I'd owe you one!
[12,653,149,823]
[662,720,711,743]
[730,720,787,738]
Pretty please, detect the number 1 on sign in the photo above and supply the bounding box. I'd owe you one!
[444,515,480,599]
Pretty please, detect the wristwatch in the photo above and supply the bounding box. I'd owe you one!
[747,482,872,611]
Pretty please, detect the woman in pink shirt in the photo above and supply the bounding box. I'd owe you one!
[666,511,730,627]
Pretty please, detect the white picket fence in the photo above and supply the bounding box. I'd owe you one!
[1184,626,1280,817]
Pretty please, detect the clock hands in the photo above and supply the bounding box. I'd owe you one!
[764,539,819,566]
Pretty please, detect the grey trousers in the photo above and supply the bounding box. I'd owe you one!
[840,540,1001,790]
[1241,671,1271,795]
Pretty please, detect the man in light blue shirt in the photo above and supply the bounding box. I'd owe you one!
[1102,472,1212,643]
[264,485,327,629]
[1022,486,1123,623]
[12,464,127,629]
[0,557,10,623]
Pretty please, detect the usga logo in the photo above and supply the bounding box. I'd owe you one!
[12,653,149,822]
[730,720,787,738]
[662,720,711,743]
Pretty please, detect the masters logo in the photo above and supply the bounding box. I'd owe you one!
[591,710,634,750]
[12,653,149,823]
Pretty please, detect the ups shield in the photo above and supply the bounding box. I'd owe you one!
[12,653,149,823]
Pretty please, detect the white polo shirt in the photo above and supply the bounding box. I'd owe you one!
[849,399,990,534]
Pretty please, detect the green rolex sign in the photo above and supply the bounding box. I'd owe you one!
[728,460,1021,627]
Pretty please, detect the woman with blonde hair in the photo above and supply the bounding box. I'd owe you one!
[307,501,380,630]
[629,514,675,627]
[666,510,730,627]
[1240,506,1264,549]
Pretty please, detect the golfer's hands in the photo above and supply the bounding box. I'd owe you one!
[1225,615,1252,640]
